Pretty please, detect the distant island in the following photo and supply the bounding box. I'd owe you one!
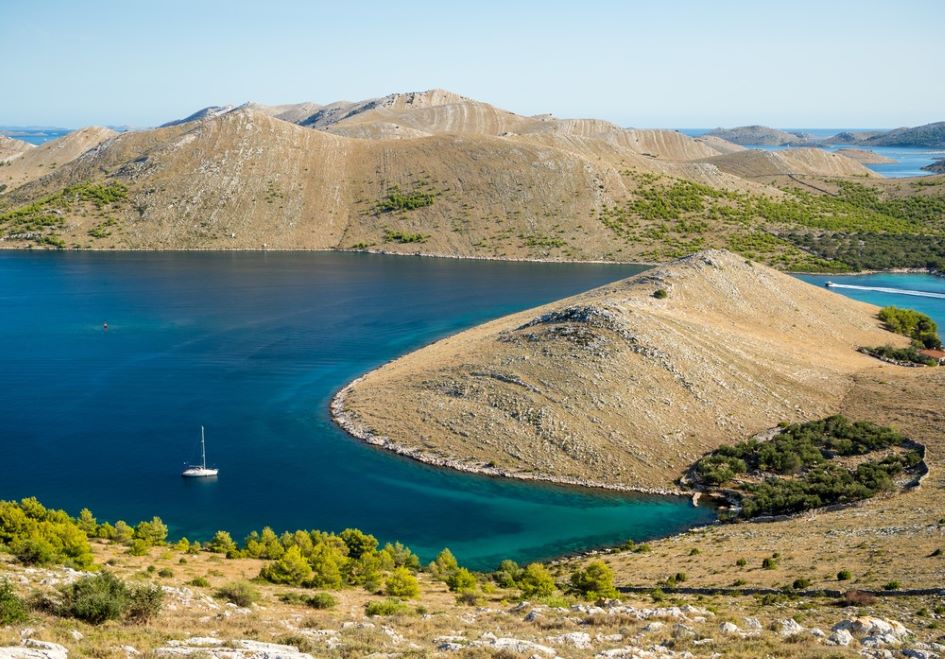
[706,121,945,148]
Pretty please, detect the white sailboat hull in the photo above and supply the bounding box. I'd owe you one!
[182,426,218,477]
[181,466,218,478]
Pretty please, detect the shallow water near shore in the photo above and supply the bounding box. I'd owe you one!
[0,251,716,569]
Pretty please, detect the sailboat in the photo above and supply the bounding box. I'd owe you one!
[181,426,219,477]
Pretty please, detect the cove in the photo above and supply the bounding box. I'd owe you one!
[0,251,715,569]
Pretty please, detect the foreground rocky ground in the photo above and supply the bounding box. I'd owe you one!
[1,542,943,658]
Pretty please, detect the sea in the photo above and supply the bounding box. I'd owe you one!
[0,251,714,569]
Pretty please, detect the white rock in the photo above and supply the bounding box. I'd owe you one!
[547,632,592,649]
[642,622,664,633]
[779,618,805,635]
[743,617,762,630]
[810,627,826,638]
[719,622,740,635]
[68,631,82,642]
[828,629,854,646]
[902,649,935,659]
[2,640,71,659]
[121,647,140,657]
[474,633,556,656]
[233,640,314,657]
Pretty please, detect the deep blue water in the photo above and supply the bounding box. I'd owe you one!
[678,128,942,178]
[0,251,715,569]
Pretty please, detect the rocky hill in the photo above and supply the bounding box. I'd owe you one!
[704,125,809,146]
[863,121,945,148]
[700,147,878,179]
[0,91,936,269]
[0,126,117,189]
[335,250,904,491]
[0,135,33,164]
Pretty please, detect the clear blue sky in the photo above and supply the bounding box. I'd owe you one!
[2,0,943,129]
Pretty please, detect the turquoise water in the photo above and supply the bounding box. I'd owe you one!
[0,252,715,569]
[797,272,945,327]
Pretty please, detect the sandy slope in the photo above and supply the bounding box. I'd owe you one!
[0,126,117,189]
[337,250,905,491]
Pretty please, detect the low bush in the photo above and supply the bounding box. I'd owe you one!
[188,577,210,587]
[126,584,163,623]
[446,567,477,593]
[569,560,617,600]
[364,597,411,617]
[307,592,337,609]
[837,570,852,581]
[0,579,28,625]
[61,572,128,624]
[385,566,420,598]
[216,581,260,607]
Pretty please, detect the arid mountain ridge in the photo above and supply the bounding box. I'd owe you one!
[1,89,942,271]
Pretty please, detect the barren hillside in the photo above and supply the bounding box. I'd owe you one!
[336,250,905,491]
[0,135,33,163]
[2,90,937,269]
[0,126,117,189]
[700,147,878,179]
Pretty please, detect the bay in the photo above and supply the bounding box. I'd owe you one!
[0,251,714,569]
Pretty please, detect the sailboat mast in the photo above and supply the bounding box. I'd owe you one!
[201,426,206,468]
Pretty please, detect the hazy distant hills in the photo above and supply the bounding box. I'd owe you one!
[707,122,945,148]
[705,125,810,146]
[1,89,942,270]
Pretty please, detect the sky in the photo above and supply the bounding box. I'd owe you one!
[2,0,943,129]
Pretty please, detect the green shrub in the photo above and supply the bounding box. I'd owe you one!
[128,539,150,556]
[364,597,411,617]
[792,578,811,589]
[569,560,618,600]
[260,545,313,586]
[652,289,668,299]
[446,567,477,593]
[383,229,428,244]
[518,563,556,599]
[126,584,163,623]
[0,498,94,568]
[0,579,28,625]
[340,528,379,559]
[157,568,173,578]
[216,581,260,607]
[762,557,778,570]
[377,186,436,212]
[189,577,210,587]
[385,566,420,599]
[134,517,168,546]
[62,572,128,624]
[736,558,747,567]
[207,530,238,555]
[878,307,941,348]
[307,592,337,609]
[429,548,459,582]
[492,559,523,588]
[883,580,901,591]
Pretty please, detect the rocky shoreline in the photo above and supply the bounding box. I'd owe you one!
[329,377,691,500]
